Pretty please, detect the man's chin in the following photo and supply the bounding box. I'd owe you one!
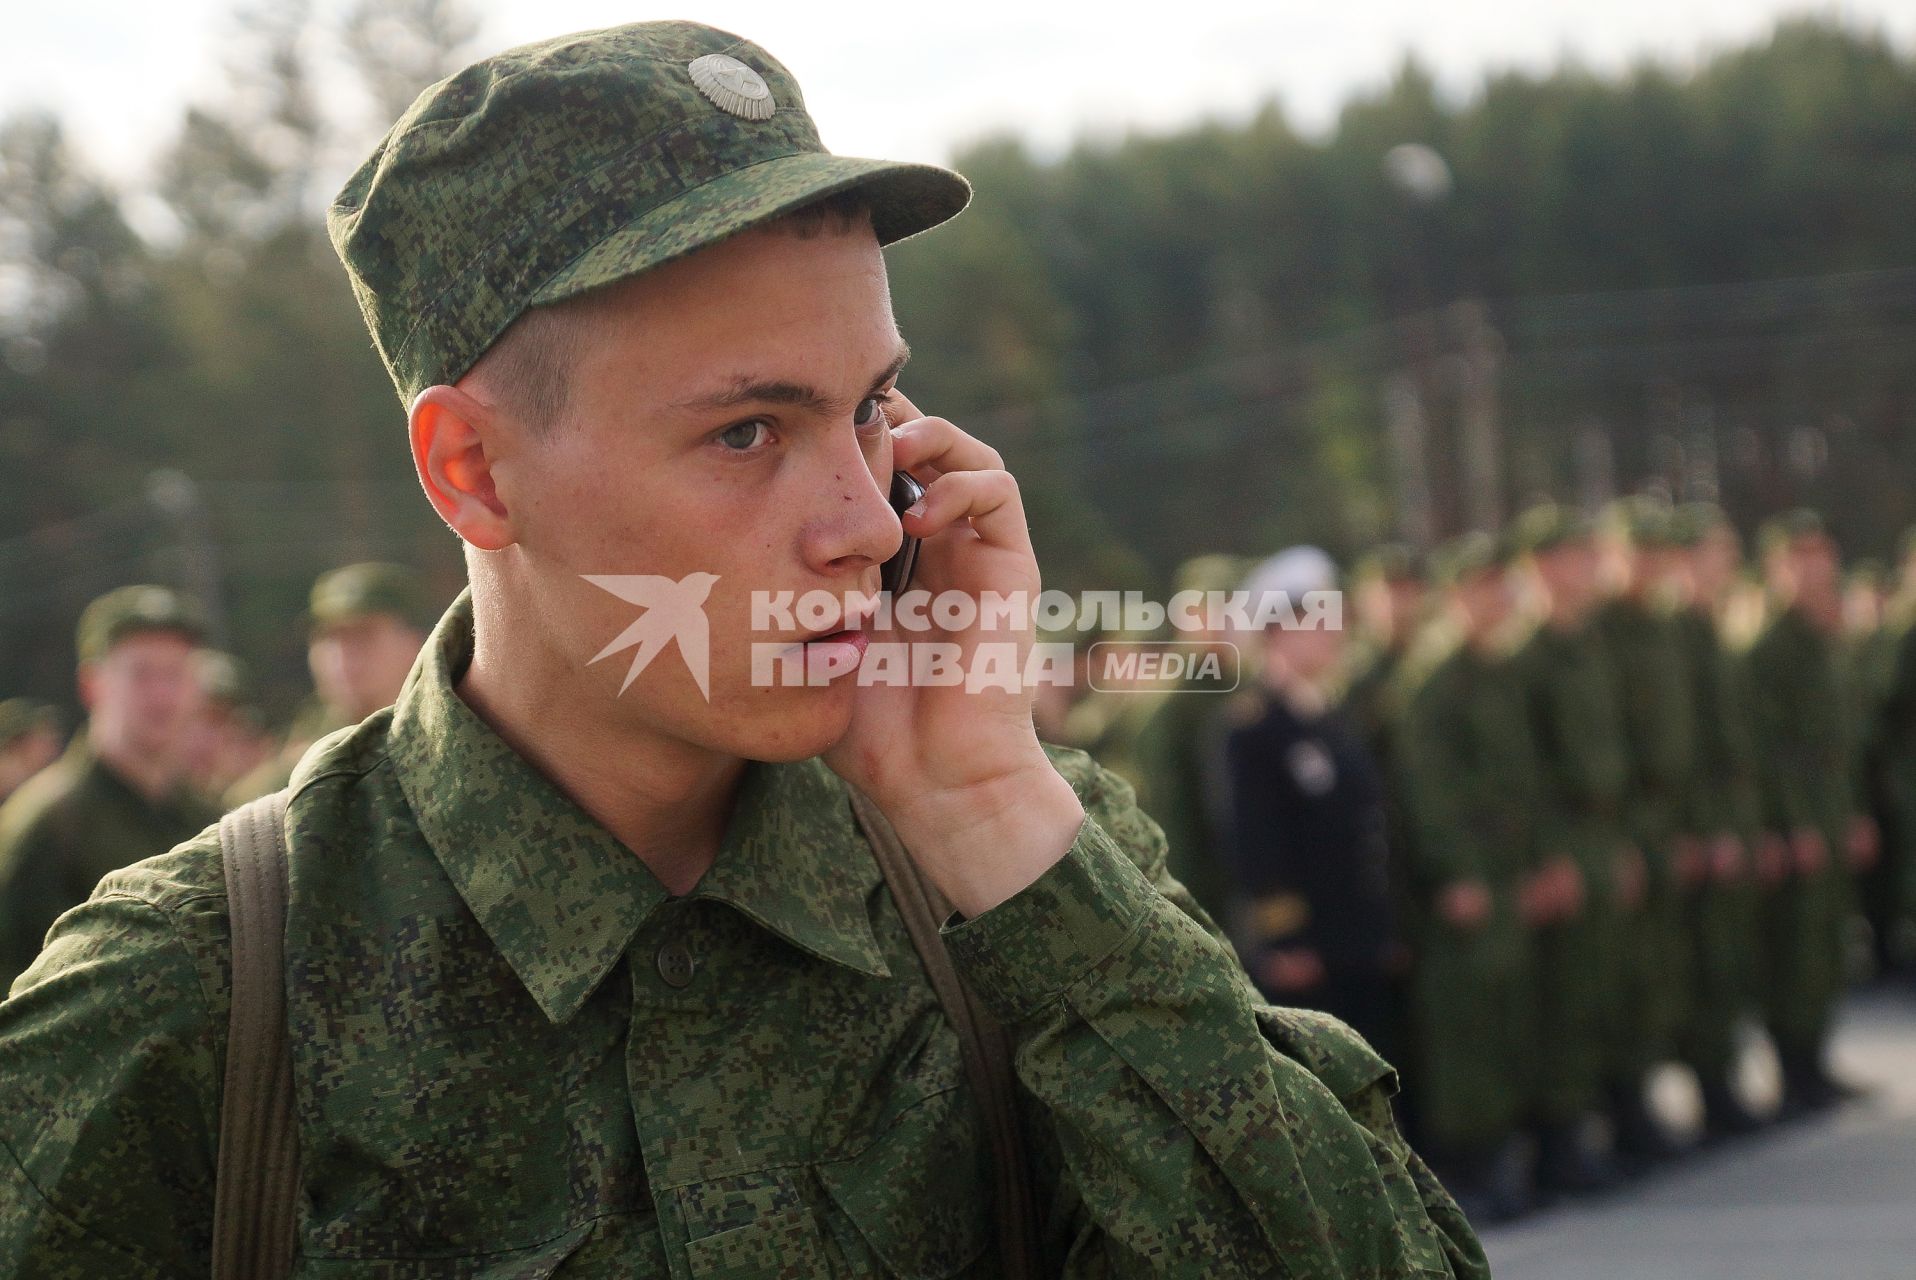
[722,682,856,762]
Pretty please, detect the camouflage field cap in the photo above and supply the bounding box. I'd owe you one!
[1173,553,1249,597]
[310,562,435,632]
[1352,542,1426,585]
[1758,507,1830,556]
[1429,530,1505,585]
[0,698,56,747]
[76,585,207,664]
[1666,502,1725,549]
[1604,494,1680,548]
[328,21,973,406]
[1510,503,1594,556]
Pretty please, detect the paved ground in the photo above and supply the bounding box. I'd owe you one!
[1480,987,1916,1279]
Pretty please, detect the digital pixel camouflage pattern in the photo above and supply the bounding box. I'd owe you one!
[0,590,1487,1278]
[326,21,972,406]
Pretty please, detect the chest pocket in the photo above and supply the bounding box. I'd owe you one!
[292,1220,594,1279]
[813,1082,992,1279]
[671,1081,990,1280]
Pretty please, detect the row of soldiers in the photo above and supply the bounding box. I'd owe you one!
[0,563,435,988]
[1057,501,1914,1223]
[0,509,1900,1228]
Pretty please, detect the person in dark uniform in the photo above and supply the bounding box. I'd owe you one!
[1224,547,1397,1056]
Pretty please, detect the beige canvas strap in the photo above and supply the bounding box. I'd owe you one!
[213,789,300,1280]
[848,787,1044,1279]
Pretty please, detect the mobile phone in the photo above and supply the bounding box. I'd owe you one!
[882,471,925,595]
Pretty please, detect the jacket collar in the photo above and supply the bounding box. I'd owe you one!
[387,590,888,1023]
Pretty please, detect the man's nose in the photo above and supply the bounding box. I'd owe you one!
[798,441,903,579]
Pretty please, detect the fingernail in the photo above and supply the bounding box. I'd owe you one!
[904,500,927,518]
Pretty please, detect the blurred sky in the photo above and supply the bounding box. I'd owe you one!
[5,0,1914,190]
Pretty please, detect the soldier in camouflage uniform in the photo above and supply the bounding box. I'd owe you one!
[1345,544,1428,767]
[1590,499,1696,1163]
[1665,506,1767,1138]
[0,23,1485,1276]
[1870,530,1916,972]
[1748,511,1879,1115]
[1345,545,1430,1115]
[1127,553,1244,927]
[225,562,436,806]
[1395,532,1540,1220]
[0,699,62,807]
[1508,505,1634,1189]
[0,586,219,988]
[1842,558,1911,973]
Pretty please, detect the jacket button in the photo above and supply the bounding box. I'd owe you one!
[656,937,698,988]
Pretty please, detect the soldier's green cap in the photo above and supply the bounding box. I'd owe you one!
[75,585,207,664]
[1352,543,1426,584]
[1758,508,1828,555]
[1173,553,1248,597]
[1430,530,1504,585]
[0,698,57,747]
[328,21,973,407]
[310,562,435,632]
[1604,495,1679,548]
[1672,501,1728,549]
[1510,503,1594,556]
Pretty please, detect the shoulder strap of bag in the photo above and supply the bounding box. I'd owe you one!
[213,789,300,1280]
[847,787,1043,1279]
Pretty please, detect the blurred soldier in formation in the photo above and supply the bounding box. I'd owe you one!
[0,701,62,808]
[1394,532,1539,1221]
[180,650,276,804]
[1509,505,1634,1190]
[1345,544,1431,1102]
[1126,553,1244,926]
[1223,547,1397,1054]
[1843,554,1913,973]
[1345,544,1429,763]
[0,586,218,989]
[1748,511,1879,1114]
[1665,506,1767,1138]
[1869,530,1916,972]
[227,562,435,805]
[1589,499,1695,1165]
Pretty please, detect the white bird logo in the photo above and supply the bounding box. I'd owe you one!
[581,572,720,700]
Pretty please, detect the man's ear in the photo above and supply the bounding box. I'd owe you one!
[410,385,515,551]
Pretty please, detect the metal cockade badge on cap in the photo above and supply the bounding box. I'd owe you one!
[688,53,775,121]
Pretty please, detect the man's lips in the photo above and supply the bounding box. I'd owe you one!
[795,604,878,646]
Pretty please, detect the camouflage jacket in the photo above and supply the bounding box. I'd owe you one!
[1593,597,1697,849]
[1396,639,1541,894]
[0,733,216,988]
[0,594,1484,1278]
[1513,619,1630,870]
[1747,604,1857,838]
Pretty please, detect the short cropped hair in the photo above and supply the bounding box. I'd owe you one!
[462,189,874,435]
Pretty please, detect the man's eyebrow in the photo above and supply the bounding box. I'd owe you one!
[674,342,911,414]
